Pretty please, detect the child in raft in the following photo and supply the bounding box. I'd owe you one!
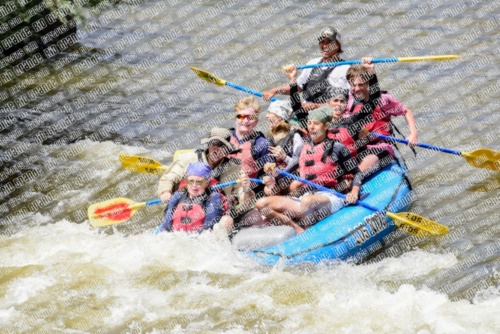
[265,100,304,173]
[156,162,223,234]
[346,58,418,172]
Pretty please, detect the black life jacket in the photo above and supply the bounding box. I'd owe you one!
[269,128,300,171]
[302,63,336,103]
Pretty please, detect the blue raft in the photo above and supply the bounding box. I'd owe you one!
[234,159,413,266]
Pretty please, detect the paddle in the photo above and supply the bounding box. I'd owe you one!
[119,152,195,175]
[370,133,500,172]
[119,154,167,175]
[88,179,263,227]
[294,55,460,69]
[190,67,279,101]
[275,168,448,236]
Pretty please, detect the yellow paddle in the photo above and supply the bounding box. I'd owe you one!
[370,134,500,172]
[89,178,263,227]
[119,151,195,175]
[276,168,448,236]
[190,67,280,101]
[119,155,166,175]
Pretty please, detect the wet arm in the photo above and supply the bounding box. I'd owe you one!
[404,108,418,139]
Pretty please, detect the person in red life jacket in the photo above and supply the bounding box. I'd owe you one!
[256,106,363,234]
[325,86,360,159]
[228,96,274,181]
[284,63,358,159]
[157,162,223,233]
[265,100,304,173]
[346,58,418,172]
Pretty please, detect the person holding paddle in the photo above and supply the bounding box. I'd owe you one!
[157,162,223,233]
[346,58,418,172]
[284,64,358,159]
[256,106,363,234]
[262,27,350,111]
[157,127,243,203]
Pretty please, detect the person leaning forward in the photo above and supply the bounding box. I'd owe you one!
[158,127,245,205]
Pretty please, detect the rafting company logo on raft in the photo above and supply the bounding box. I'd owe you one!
[346,213,387,247]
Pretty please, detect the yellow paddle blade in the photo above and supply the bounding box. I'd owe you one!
[88,198,146,227]
[173,149,195,161]
[387,212,449,236]
[190,67,226,86]
[461,148,500,172]
[119,154,166,175]
[397,55,460,62]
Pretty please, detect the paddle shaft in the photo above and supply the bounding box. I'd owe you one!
[297,58,398,69]
[370,133,462,155]
[276,169,384,214]
[96,179,263,218]
[211,178,263,190]
[297,55,459,69]
[225,82,279,101]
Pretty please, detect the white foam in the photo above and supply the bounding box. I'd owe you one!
[0,220,499,332]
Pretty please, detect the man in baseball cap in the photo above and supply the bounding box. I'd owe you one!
[317,26,343,53]
[263,26,350,113]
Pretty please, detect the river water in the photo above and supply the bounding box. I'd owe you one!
[1,0,499,332]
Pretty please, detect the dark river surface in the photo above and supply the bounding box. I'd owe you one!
[0,0,499,332]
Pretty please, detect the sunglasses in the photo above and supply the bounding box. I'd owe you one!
[235,114,258,121]
[187,179,206,186]
[208,140,223,147]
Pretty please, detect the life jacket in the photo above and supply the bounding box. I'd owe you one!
[268,128,298,170]
[350,92,397,144]
[228,129,266,178]
[302,65,336,103]
[328,125,357,159]
[177,177,229,214]
[298,138,340,188]
[170,192,208,232]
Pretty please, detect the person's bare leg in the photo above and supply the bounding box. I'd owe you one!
[358,154,379,172]
[257,196,305,233]
[298,194,333,228]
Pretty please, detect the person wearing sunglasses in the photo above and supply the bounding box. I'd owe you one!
[228,96,274,181]
[157,162,223,233]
